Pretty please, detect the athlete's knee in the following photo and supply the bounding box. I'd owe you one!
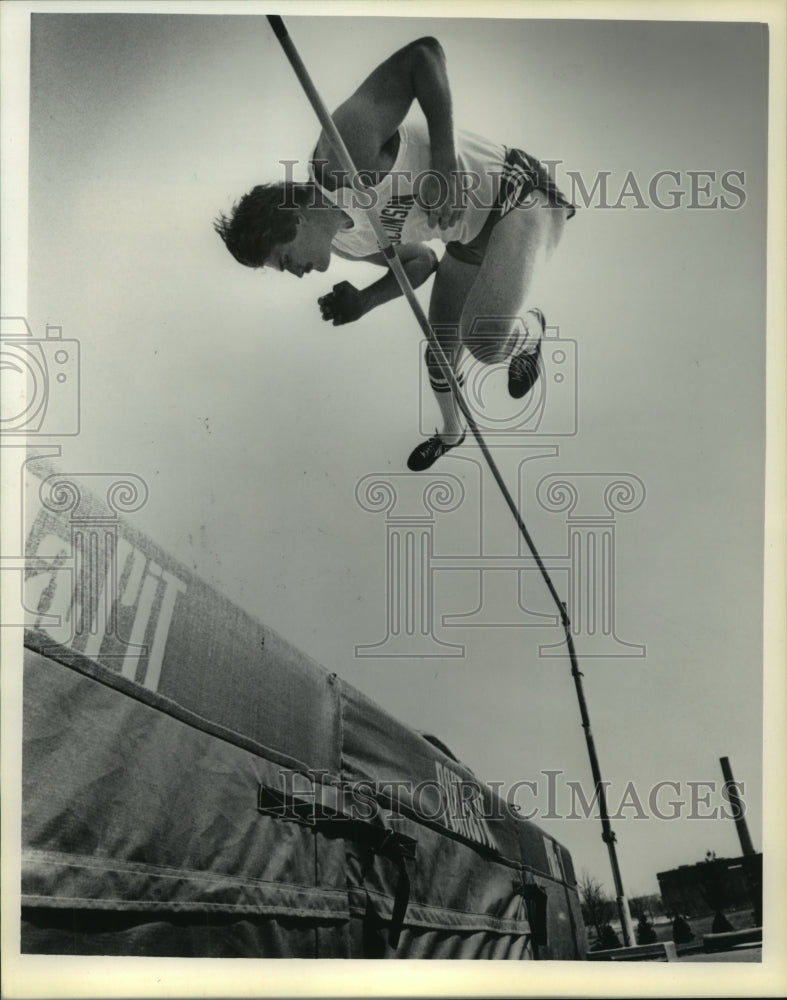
[462,316,522,365]
[545,206,568,256]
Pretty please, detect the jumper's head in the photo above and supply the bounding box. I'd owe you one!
[214,182,341,276]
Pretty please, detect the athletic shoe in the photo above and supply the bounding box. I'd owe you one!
[407,430,466,471]
[508,309,546,399]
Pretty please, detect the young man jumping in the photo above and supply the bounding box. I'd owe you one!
[215,37,574,470]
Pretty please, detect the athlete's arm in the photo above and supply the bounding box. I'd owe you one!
[319,244,439,326]
[323,38,461,230]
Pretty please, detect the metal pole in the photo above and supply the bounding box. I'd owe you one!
[267,14,635,946]
[566,629,635,945]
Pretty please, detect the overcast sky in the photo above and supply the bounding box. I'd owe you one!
[15,7,776,910]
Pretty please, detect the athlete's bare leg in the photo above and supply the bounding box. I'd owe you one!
[427,193,566,422]
[409,192,568,470]
[461,192,567,363]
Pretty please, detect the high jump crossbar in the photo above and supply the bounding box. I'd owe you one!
[266,14,635,947]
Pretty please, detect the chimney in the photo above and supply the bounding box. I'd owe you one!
[719,756,755,856]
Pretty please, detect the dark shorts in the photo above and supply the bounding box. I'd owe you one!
[446,147,576,266]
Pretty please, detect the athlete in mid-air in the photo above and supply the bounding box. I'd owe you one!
[215,37,574,470]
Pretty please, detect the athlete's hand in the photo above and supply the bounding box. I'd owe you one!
[318,281,365,326]
[421,148,464,231]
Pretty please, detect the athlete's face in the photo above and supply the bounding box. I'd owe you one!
[268,211,333,277]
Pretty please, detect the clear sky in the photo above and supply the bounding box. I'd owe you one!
[20,8,772,905]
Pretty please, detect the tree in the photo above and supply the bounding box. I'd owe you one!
[578,872,617,947]
[672,914,694,944]
[630,893,665,922]
[711,910,735,933]
[600,924,623,949]
[635,913,657,945]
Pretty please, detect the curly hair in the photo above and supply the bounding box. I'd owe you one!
[213,182,313,269]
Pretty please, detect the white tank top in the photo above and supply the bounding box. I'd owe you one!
[310,119,508,258]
